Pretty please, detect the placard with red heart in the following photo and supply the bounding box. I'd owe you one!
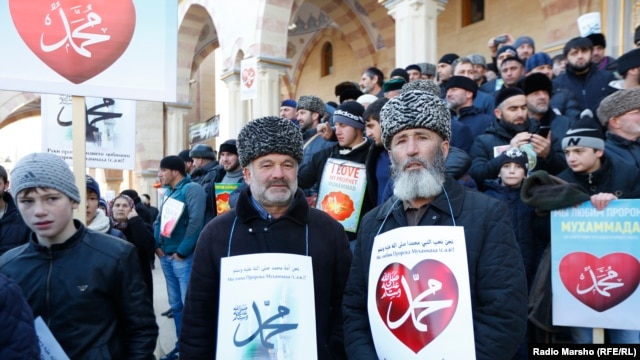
[559,252,640,312]
[9,0,136,84]
[242,67,255,89]
[375,260,458,354]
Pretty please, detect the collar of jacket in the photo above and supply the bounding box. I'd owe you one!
[565,62,597,78]
[458,105,482,117]
[302,128,318,141]
[28,219,85,253]
[606,131,640,146]
[235,186,309,225]
[163,174,191,191]
[572,153,612,186]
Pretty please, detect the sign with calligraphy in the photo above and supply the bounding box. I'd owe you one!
[368,226,475,358]
[41,94,136,170]
[240,57,257,101]
[0,0,176,102]
[316,158,367,233]
[218,253,317,359]
[551,200,640,330]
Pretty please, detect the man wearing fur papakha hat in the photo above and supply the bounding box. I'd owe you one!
[180,116,352,360]
[597,88,640,167]
[342,90,527,359]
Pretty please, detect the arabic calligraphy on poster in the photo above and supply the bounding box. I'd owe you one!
[218,253,317,360]
[41,94,136,170]
[551,200,640,330]
[0,1,176,102]
[367,226,475,359]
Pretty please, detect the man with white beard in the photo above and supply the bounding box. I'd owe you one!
[342,89,528,359]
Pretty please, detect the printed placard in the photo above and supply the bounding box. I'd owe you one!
[215,183,240,215]
[368,226,475,359]
[551,200,640,330]
[217,253,317,359]
[240,57,257,100]
[316,158,367,233]
[159,197,185,238]
[35,316,70,360]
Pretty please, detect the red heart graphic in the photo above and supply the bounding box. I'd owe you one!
[376,260,458,354]
[559,252,640,312]
[242,68,255,89]
[9,0,136,84]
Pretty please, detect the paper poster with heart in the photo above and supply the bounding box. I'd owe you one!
[367,226,475,359]
[0,1,176,102]
[551,200,640,330]
[240,57,258,100]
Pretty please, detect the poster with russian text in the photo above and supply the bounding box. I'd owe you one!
[217,253,317,359]
[551,200,640,330]
[0,0,177,102]
[214,183,240,215]
[41,94,136,170]
[368,226,475,359]
[316,158,367,233]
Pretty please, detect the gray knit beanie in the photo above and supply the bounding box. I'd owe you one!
[296,95,325,117]
[380,90,451,149]
[10,152,80,203]
[237,116,303,167]
[597,88,640,126]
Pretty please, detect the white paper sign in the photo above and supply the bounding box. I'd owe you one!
[35,316,70,360]
[159,197,185,238]
[368,226,475,359]
[240,57,257,100]
[217,253,317,360]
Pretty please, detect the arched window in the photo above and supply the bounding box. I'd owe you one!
[321,42,333,76]
[462,0,484,26]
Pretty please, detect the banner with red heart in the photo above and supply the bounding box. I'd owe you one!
[242,68,255,89]
[375,260,458,354]
[559,252,640,312]
[9,0,135,84]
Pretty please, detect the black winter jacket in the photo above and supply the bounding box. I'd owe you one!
[552,64,616,117]
[0,273,39,359]
[604,132,640,168]
[556,154,640,198]
[342,177,528,359]
[0,221,158,359]
[180,188,352,359]
[0,192,30,256]
[191,160,224,223]
[120,216,156,301]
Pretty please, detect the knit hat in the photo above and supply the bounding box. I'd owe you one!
[339,88,364,104]
[178,149,192,163]
[497,147,529,171]
[160,155,186,175]
[296,95,325,117]
[525,52,553,73]
[563,37,593,56]
[333,101,366,130]
[405,64,422,73]
[402,79,439,97]
[120,189,141,203]
[467,53,487,67]
[237,116,303,167]
[390,68,410,82]
[501,56,525,68]
[10,152,80,203]
[380,90,451,149]
[382,78,406,93]
[586,33,606,48]
[562,117,605,150]
[438,53,459,65]
[418,63,436,76]
[522,73,553,96]
[86,175,101,198]
[219,139,238,155]
[189,144,216,159]
[617,48,640,75]
[514,36,536,52]
[597,88,640,126]
[497,46,517,59]
[495,87,525,108]
[445,76,478,99]
[281,99,297,108]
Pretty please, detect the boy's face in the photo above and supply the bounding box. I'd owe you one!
[16,188,78,246]
[365,118,382,146]
[499,162,526,188]
[86,190,99,222]
[563,146,602,174]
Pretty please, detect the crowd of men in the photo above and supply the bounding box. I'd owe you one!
[1,29,640,359]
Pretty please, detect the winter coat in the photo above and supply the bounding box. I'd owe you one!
[180,187,352,359]
[556,154,640,198]
[0,192,30,256]
[552,64,616,117]
[153,176,206,258]
[550,84,581,121]
[604,132,640,168]
[365,145,390,206]
[451,117,474,153]
[342,176,528,360]
[469,119,567,190]
[0,221,158,359]
[302,128,336,168]
[473,90,496,116]
[0,273,39,359]
[120,216,156,301]
[455,105,494,138]
[191,160,223,223]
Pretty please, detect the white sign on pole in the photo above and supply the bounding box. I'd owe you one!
[240,58,258,101]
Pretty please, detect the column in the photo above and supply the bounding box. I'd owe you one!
[254,57,289,118]
[220,70,248,139]
[382,0,448,65]
[163,103,191,156]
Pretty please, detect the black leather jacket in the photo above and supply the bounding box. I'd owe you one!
[0,221,158,359]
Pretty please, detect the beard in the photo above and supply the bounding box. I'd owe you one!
[390,147,446,202]
[249,176,297,208]
[568,61,589,73]
[502,116,530,134]
[527,103,548,116]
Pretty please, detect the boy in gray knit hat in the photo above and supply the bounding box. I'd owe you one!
[0,152,157,358]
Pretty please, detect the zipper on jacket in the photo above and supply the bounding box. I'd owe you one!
[46,248,54,327]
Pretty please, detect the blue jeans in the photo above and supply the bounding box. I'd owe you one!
[159,254,193,347]
[571,327,640,344]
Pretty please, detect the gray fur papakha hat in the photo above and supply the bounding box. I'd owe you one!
[10,152,80,203]
[597,88,640,126]
[237,116,303,167]
[380,90,451,149]
[296,95,325,117]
